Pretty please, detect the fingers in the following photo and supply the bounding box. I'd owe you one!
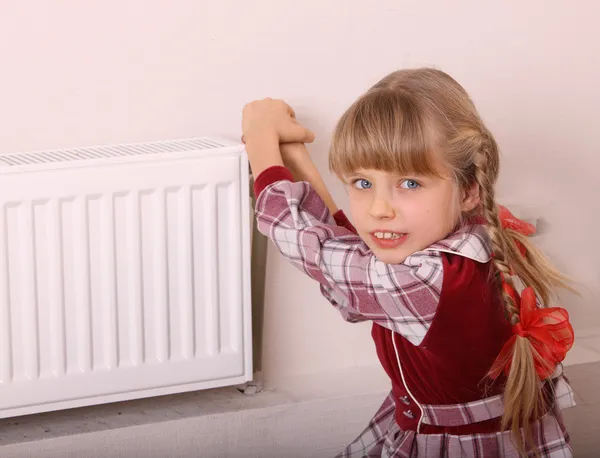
[283,105,314,143]
[280,124,315,144]
[303,127,316,143]
[286,104,296,119]
[292,120,315,143]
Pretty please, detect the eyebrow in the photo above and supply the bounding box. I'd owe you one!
[344,171,370,179]
[347,171,431,181]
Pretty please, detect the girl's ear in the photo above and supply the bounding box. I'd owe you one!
[461,182,480,212]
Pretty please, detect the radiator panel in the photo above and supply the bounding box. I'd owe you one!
[0,141,252,417]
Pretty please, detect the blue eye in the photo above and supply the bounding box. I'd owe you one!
[400,179,420,190]
[353,179,372,190]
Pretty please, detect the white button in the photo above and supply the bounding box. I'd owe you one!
[403,410,415,419]
[400,396,410,405]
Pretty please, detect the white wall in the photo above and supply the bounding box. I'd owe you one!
[1,0,599,386]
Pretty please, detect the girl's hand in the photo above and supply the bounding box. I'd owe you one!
[242,98,315,145]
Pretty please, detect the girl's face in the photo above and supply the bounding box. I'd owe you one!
[345,168,479,264]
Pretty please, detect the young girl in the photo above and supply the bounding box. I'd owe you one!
[242,68,575,457]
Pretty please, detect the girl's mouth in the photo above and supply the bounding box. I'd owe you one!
[370,231,407,249]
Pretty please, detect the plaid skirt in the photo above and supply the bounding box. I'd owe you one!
[337,376,574,458]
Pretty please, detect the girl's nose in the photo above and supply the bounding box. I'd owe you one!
[369,197,395,220]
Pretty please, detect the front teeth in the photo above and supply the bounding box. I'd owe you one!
[374,232,403,240]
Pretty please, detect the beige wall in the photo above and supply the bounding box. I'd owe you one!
[1,0,598,384]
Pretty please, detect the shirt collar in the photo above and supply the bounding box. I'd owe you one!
[424,223,492,263]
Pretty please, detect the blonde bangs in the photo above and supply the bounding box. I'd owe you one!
[329,89,444,180]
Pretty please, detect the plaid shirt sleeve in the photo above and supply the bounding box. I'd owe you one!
[254,172,443,346]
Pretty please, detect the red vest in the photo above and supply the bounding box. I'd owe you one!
[371,252,513,435]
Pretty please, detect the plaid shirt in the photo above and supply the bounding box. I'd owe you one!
[255,179,491,346]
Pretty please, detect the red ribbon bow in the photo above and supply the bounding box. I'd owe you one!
[498,205,536,256]
[498,205,536,236]
[490,286,574,380]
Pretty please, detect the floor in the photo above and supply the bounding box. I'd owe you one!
[560,361,600,456]
[0,362,598,457]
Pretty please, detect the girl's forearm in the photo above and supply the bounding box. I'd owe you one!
[302,165,339,215]
[244,129,284,179]
[281,143,339,215]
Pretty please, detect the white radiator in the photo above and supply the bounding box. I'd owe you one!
[0,138,253,418]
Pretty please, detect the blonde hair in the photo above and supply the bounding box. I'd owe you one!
[329,68,571,455]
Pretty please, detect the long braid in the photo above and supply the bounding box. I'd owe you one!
[474,135,518,321]
[476,132,543,455]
